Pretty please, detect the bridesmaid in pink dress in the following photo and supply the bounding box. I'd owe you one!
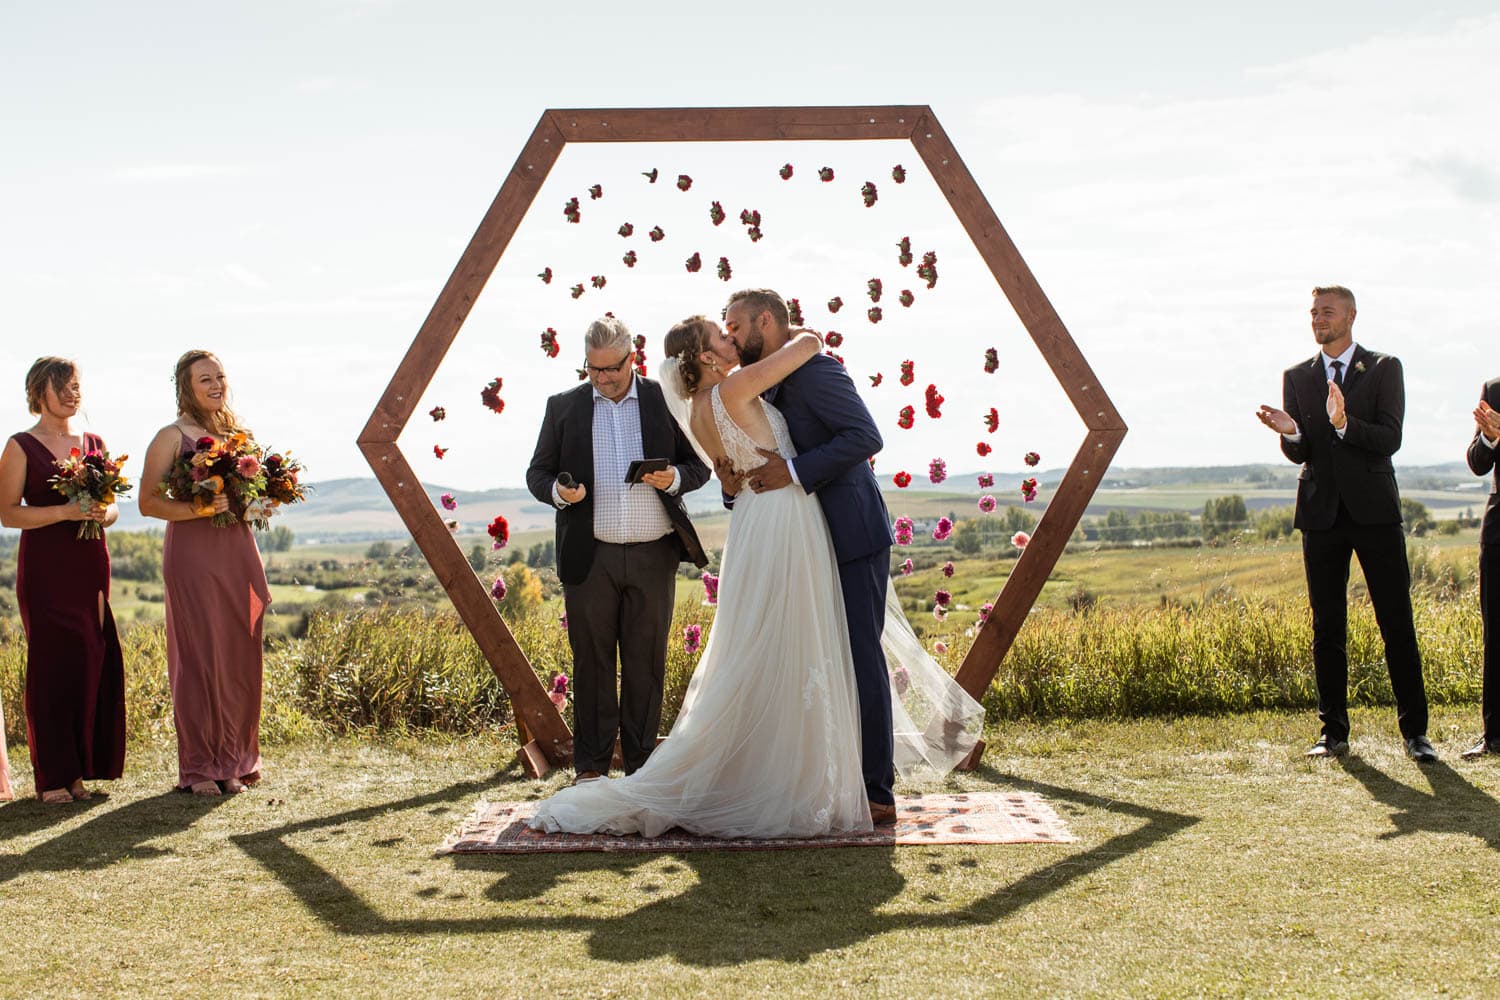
[0,357,127,803]
[140,350,271,796]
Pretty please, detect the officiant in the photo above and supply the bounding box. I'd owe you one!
[525,316,710,784]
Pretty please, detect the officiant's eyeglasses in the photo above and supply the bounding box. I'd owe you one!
[584,351,634,376]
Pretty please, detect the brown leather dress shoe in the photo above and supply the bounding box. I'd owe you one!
[869,802,898,826]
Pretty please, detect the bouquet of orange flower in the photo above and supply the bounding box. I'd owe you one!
[160,433,306,529]
[49,447,133,540]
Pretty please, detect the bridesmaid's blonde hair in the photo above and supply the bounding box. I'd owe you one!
[173,350,249,437]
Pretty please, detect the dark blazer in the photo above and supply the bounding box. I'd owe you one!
[525,377,710,586]
[1279,344,1405,530]
[1467,377,1500,546]
[769,353,895,563]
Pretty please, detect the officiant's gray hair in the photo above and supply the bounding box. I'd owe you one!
[584,316,633,356]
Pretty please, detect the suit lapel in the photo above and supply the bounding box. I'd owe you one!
[1341,345,1371,396]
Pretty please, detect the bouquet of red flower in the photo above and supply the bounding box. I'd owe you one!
[256,449,308,528]
[49,447,133,540]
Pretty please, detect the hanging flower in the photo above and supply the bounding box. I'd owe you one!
[818,166,834,182]
[635,362,648,377]
[928,457,947,484]
[869,373,883,387]
[828,296,843,313]
[1012,531,1030,549]
[440,493,457,511]
[942,561,955,577]
[932,605,948,622]
[897,405,915,430]
[563,197,580,223]
[429,406,446,421]
[588,184,603,200]
[1025,451,1041,467]
[893,515,914,546]
[540,328,560,357]
[900,360,915,386]
[868,306,883,323]
[538,267,553,284]
[649,225,665,242]
[978,495,997,513]
[917,250,938,288]
[976,442,992,457]
[676,174,692,191]
[932,517,953,541]
[901,558,914,576]
[549,672,569,708]
[709,201,726,226]
[893,664,911,694]
[480,377,504,413]
[897,236,912,267]
[685,252,702,273]
[490,575,507,602]
[979,602,993,625]
[643,168,658,183]
[559,614,568,631]
[933,640,947,655]
[747,226,763,242]
[984,408,999,433]
[892,164,907,183]
[788,299,803,325]
[702,571,719,605]
[825,352,844,366]
[623,249,638,268]
[570,284,585,299]
[825,331,843,348]
[779,163,794,180]
[1021,477,1039,503]
[683,624,702,655]
[432,444,448,459]
[618,222,634,238]
[899,290,914,308]
[893,471,912,488]
[867,278,883,302]
[861,181,878,207]
[984,347,999,374]
[739,208,761,227]
[934,588,952,607]
[591,275,607,289]
[487,514,509,550]
[978,472,995,488]
[925,384,944,419]
[445,519,459,533]
[716,257,732,281]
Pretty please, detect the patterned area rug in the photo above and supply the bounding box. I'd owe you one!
[440,791,1074,854]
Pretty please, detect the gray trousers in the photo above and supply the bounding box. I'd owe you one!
[562,535,678,774]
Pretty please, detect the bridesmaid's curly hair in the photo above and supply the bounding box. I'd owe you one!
[663,315,716,398]
[24,357,77,415]
[173,350,249,437]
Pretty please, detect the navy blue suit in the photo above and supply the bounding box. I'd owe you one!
[767,354,897,805]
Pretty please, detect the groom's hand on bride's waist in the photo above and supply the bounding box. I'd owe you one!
[748,447,792,493]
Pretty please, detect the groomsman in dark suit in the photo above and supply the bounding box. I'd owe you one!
[1463,379,1500,758]
[525,317,710,783]
[1256,285,1435,761]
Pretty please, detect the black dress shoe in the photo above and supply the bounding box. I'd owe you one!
[1306,736,1349,758]
[1404,736,1438,763]
[1461,737,1499,759]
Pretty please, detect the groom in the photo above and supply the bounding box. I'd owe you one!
[722,288,899,823]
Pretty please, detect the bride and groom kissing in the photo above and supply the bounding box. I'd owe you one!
[524,288,982,840]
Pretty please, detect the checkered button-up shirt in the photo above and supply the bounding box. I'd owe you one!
[584,377,677,544]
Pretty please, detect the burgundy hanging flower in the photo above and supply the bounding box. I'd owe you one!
[942,561,955,578]
[1024,451,1041,467]
[676,174,692,191]
[897,405,915,430]
[779,163,794,180]
[429,406,446,421]
[861,181,878,207]
[570,284,585,299]
[747,226,763,242]
[618,222,634,238]
[867,278,883,302]
[897,236,912,267]
[825,331,843,348]
[899,290,914,308]
[892,164,907,183]
[716,257,732,281]
[588,184,602,200]
[433,445,448,459]
[649,226,665,242]
[978,473,995,488]
[563,197,580,223]
[900,360,915,386]
[739,208,761,227]
[591,275,607,289]
[788,299,803,325]
[933,588,952,606]
[540,328,559,358]
[917,250,938,288]
[622,250,638,268]
[538,266,553,284]
[480,377,504,413]
[984,347,999,374]
[984,407,999,433]
[643,168,658,183]
[869,372,883,387]
[818,167,834,182]
[490,575,507,602]
[685,252,702,273]
[709,201,726,226]
[932,518,953,542]
[827,296,843,313]
[868,306,883,323]
[976,442,992,457]
[894,471,912,488]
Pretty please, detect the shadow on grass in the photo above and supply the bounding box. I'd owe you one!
[1341,756,1500,850]
[0,791,225,884]
[228,758,1199,965]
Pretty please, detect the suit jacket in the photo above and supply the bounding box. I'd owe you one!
[1467,377,1500,546]
[1279,344,1405,531]
[525,377,710,586]
[769,353,895,563]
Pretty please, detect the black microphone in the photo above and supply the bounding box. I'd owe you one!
[556,472,575,489]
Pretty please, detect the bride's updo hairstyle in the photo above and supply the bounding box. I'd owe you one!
[662,315,715,398]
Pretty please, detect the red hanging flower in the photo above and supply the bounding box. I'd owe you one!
[779,163,794,180]
[827,296,843,313]
[563,197,580,223]
[984,347,999,374]
[591,275,607,289]
[893,471,912,488]
[433,445,448,459]
[588,184,602,200]
[716,257,732,281]
[917,250,938,288]
[825,352,844,365]
[622,250,637,268]
[747,226,763,242]
[428,406,446,422]
[685,252,702,273]
[861,181,878,207]
[868,306,883,323]
[899,360,915,386]
[649,226,665,242]
[480,377,504,413]
[709,201,726,226]
[570,284,585,299]
[633,335,647,362]
[676,174,692,191]
[924,384,944,419]
[899,289,914,308]
[867,278,883,302]
[635,362,648,377]
[538,266,553,284]
[1025,451,1041,467]
[976,442,992,457]
[540,328,560,358]
[984,407,999,433]
[788,299,803,325]
[487,514,509,550]
[618,222,634,238]
[897,236,912,267]
[825,331,843,348]
[892,164,907,183]
[817,166,834,182]
[869,373,883,387]
[739,208,761,227]
[897,405,915,430]
[642,168,658,183]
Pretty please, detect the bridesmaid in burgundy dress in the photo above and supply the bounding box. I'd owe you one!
[140,350,271,796]
[0,357,126,803]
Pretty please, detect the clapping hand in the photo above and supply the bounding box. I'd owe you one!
[1325,380,1347,430]
[748,448,792,493]
[1475,400,1500,441]
[1255,405,1297,436]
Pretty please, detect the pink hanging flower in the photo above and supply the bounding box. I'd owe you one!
[978,473,995,488]
[549,672,569,709]
[979,603,993,625]
[932,605,948,621]
[702,571,719,605]
[490,575,507,602]
[928,457,947,485]
[934,589,952,607]
[440,493,457,511]
[893,515,914,546]
[1012,531,1031,549]
[901,558,914,576]
[978,495,997,513]
[933,640,947,655]
[942,561,955,577]
[932,517,953,541]
[893,664,910,694]
[683,624,702,655]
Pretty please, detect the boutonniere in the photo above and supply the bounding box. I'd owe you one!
[1355,360,1367,373]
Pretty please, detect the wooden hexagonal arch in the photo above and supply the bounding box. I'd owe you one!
[358,105,1126,776]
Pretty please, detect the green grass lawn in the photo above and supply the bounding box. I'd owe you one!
[3,706,1497,998]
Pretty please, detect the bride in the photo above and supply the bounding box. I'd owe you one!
[527,316,983,840]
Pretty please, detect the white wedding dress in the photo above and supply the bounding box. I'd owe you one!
[527,385,983,840]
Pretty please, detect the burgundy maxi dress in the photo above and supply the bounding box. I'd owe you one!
[163,432,271,788]
[12,431,127,795]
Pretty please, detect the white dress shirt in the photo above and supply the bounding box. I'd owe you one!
[1284,342,1357,444]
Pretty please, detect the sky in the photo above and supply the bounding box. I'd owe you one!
[2,1,1497,492]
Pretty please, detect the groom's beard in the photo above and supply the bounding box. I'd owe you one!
[737,332,765,366]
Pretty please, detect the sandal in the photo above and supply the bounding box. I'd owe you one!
[41,788,74,805]
[69,780,92,801]
[222,778,246,794]
[189,780,222,797]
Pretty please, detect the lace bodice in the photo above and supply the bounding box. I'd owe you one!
[711,385,797,484]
